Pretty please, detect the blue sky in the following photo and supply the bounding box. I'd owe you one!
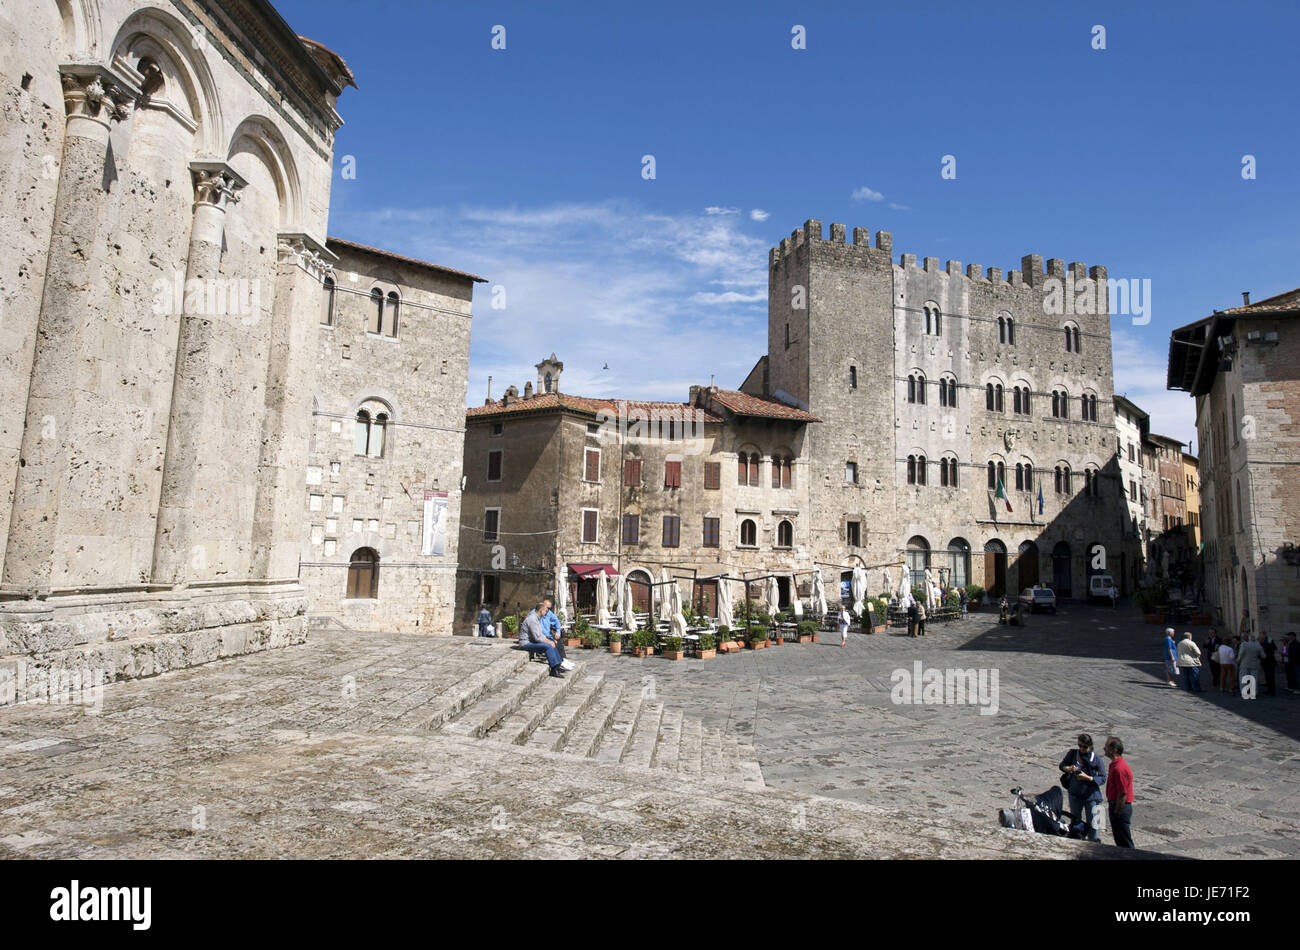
[278,0,1300,450]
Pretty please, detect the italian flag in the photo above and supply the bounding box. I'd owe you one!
[995,477,1013,513]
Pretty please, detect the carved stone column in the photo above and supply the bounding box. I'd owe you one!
[150,161,247,587]
[3,65,139,592]
[250,234,334,580]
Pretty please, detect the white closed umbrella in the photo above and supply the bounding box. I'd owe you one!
[811,571,827,617]
[924,568,937,610]
[767,575,780,615]
[555,562,569,626]
[898,568,912,606]
[882,568,893,603]
[670,579,688,638]
[716,577,733,627]
[851,565,867,617]
[790,573,803,618]
[621,574,638,631]
[595,569,611,625]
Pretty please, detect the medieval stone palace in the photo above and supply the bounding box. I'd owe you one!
[456,222,1130,630]
[0,0,474,698]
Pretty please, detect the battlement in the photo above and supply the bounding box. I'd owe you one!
[768,220,1105,290]
[769,219,892,267]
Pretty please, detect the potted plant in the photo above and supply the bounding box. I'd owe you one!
[715,624,737,653]
[868,598,890,634]
[663,636,685,661]
[565,617,586,648]
[696,632,716,659]
[1133,587,1163,623]
[631,629,656,657]
[501,615,519,637]
[797,619,818,644]
[747,625,768,650]
[581,628,604,649]
[964,585,985,610]
[608,630,623,654]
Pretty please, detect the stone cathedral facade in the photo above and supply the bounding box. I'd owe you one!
[0,0,474,699]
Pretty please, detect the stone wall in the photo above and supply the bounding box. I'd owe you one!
[301,242,476,633]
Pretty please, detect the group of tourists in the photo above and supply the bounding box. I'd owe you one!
[1165,626,1298,696]
[1058,732,1135,848]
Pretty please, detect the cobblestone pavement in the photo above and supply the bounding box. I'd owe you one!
[0,606,1289,858]
[581,604,1300,858]
[0,632,1144,859]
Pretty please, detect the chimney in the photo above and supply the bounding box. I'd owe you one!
[1242,291,1251,306]
[524,381,533,399]
[487,375,493,401]
[688,385,701,404]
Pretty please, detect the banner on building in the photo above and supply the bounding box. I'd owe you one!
[422,490,448,556]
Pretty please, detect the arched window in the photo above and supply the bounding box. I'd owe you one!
[908,454,927,485]
[544,372,553,393]
[346,547,379,599]
[939,376,958,408]
[987,460,1006,489]
[1073,327,1081,353]
[738,452,748,485]
[940,456,958,487]
[906,536,931,589]
[908,373,926,404]
[322,277,336,326]
[385,291,400,337]
[369,288,384,334]
[924,304,941,336]
[740,519,757,546]
[1084,468,1100,497]
[917,454,927,485]
[998,315,1016,345]
[777,520,793,548]
[1052,389,1070,420]
[947,538,971,589]
[1054,464,1072,494]
[1064,324,1081,354]
[986,382,1004,412]
[1012,385,1031,415]
[355,401,390,458]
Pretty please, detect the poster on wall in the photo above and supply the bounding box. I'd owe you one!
[422,490,448,556]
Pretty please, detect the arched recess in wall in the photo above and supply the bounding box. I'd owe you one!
[110,7,224,157]
[55,0,103,59]
[226,115,302,231]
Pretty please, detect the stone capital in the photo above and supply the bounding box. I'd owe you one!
[60,63,141,128]
[276,232,337,283]
[190,161,247,214]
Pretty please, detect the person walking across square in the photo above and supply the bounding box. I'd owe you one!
[1176,631,1203,692]
[1104,736,1135,849]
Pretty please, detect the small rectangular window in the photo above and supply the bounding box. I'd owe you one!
[487,450,503,482]
[849,366,857,389]
[704,461,720,490]
[702,517,720,548]
[847,521,861,547]
[491,422,504,437]
[664,460,682,488]
[846,461,858,484]
[622,513,640,545]
[481,575,499,605]
[582,509,598,543]
[584,447,601,482]
[662,515,680,548]
[483,508,500,542]
[624,458,642,486]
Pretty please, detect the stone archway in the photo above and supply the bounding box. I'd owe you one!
[984,539,1007,597]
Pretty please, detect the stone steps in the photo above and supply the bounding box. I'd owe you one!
[556,680,624,757]
[420,645,764,788]
[620,701,664,771]
[441,661,551,739]
[490,667,591,746]
[525,673,606,752]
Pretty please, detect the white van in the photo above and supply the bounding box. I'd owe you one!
[1088,574,1116,601]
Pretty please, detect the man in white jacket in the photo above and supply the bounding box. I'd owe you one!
[1176,631,1203,692]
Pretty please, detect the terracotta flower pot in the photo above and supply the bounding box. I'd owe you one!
[871,625,886,635]
[697,649,715,659]
[564,637,581,648]
[663,650,684,661]
[798,635,813,644]
[633,646,652,657]
[609,641,622,654]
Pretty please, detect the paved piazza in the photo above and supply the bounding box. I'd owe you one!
[0,604,1293,859]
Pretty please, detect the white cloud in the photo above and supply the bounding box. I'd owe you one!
[887,202,910,211]
[332,200,770,404]
[851,186,884,202]
[749,208,770,221]
[705,206,740,215]
[1112,327,1198,449]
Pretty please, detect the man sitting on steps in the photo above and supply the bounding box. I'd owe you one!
[518,601,569,677]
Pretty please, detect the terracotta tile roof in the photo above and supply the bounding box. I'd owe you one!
[1219,287,1300,316]
[467,392,723,424]
[326,237,487,282]
[707,389,821,423]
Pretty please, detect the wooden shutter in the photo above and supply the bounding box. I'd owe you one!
[782,459,791,489]
[704,461,720,490]
[662,515,680,547]
[703,517,719,547]
[582,510,597,542]
[584,448,600,481]
[487,450,502,481]
[624,458,641,486]
[748,456,759,486]
[772,459,781,488]
[664,460,682,488]
[737,454,746,485]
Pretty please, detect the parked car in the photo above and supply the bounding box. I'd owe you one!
[1019,586,1057,613]
[1088,574,1117,602]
